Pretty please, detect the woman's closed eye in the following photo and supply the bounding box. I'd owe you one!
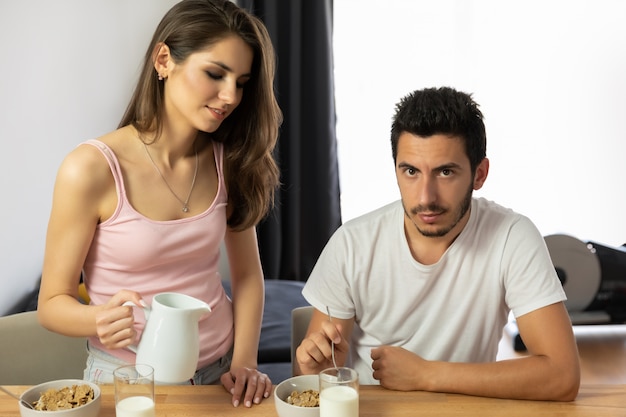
[206,71,246,89]
[206,71,224,81]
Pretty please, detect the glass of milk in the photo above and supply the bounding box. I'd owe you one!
[319,367,359,417]
[114,364,156,417]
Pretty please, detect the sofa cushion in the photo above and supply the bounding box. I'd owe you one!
[222,279,308,364]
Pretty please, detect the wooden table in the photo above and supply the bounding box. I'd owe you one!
[1,384,625,417]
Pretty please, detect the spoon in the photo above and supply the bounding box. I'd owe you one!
[0,385,35,410]
[326,306,338,370]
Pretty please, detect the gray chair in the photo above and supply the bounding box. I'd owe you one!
[0,311,87,384]
[290,306,314,376]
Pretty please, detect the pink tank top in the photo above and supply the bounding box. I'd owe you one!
[83,139,233,369]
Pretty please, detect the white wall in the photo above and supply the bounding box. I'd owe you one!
[334,0,626,247]
[2,1,625,314]
[0,0,179,314]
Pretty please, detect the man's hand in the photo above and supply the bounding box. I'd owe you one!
[371,345,425,391]
[296,320,349,375]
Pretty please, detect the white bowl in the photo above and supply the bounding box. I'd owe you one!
[19,379,101,417]
[274,374,320,417]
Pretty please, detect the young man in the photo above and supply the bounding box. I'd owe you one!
[295,87,580,401]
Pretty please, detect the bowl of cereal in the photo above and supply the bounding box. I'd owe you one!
[18,379,101,417]
[274,374,320,417]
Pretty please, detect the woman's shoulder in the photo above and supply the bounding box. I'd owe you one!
[61,142,108,177]
[57,132,124,194]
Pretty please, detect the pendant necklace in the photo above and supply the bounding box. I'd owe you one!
[143,141,199,213]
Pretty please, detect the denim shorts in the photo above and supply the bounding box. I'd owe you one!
[84,342,232,385]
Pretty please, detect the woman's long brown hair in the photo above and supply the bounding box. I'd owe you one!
[119,0,281,231]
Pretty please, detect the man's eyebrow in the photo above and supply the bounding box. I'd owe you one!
[209,60,252,78]
[397,161,417,171]
[434,162,462,171]
[396,162,463,172]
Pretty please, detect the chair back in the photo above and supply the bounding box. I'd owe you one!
[0,311,87,384]
[291,306,314,376]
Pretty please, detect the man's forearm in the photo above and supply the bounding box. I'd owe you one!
[422,355,579,401]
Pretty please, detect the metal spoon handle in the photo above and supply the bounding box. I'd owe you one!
[0,385,35,409]
[326,306,338,370]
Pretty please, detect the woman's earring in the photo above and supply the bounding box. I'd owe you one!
[158,73,164,81]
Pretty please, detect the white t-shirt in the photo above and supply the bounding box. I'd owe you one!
[302,198,566,385]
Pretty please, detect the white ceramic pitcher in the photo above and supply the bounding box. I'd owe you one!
[125,292,211,383]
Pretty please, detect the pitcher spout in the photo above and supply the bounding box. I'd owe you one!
[191,302,212,320]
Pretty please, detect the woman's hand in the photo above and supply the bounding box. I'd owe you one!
[220,367,272,407]
[94,290,144,349]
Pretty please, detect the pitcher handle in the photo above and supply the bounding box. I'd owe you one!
[122,300,151,353]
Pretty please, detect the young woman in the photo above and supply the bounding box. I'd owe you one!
[37,0,281,408]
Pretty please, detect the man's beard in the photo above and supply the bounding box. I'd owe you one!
[404,184,473,238]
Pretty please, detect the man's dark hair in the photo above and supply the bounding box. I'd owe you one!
[390,86,486,172]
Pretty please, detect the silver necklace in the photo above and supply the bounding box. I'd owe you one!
[143,141,199,213]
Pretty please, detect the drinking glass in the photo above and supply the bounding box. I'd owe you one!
[319,367,359,417]
[114,364,155,417]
